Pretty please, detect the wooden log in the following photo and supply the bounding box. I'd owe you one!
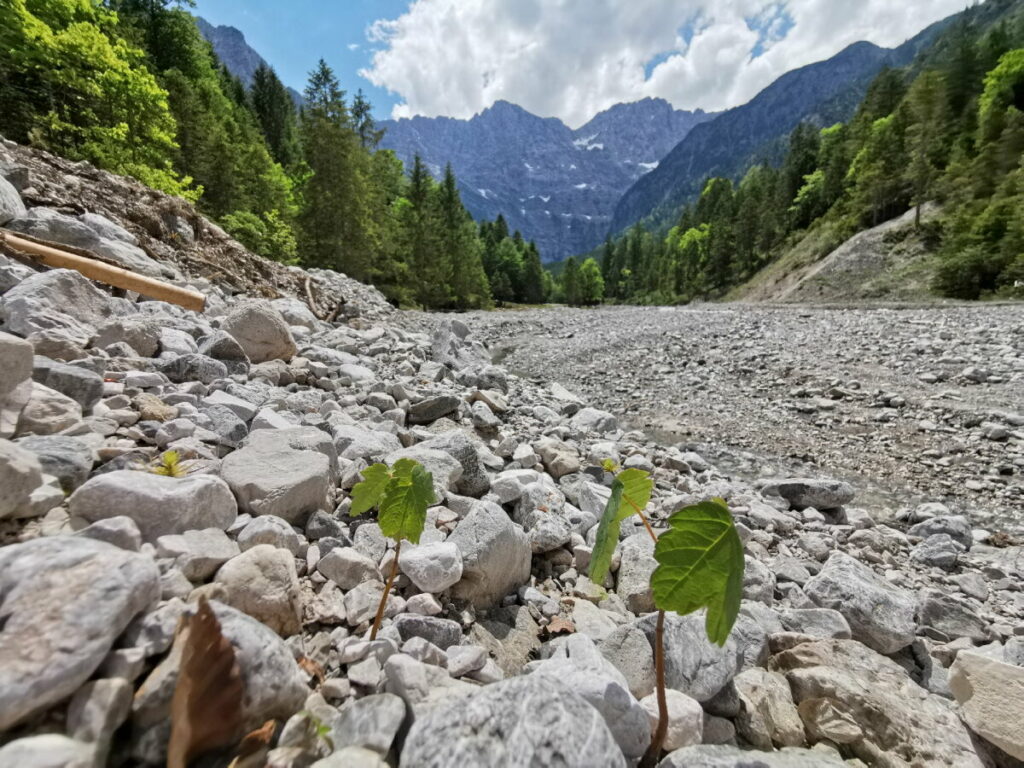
[0,230,206,312]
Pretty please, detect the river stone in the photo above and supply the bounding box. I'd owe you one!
[0,174,26,224]
[221,443,330,523]
[803,552,917,654]
[598,623,656,699]
[399,541,463,593]
[17,381,82,435]
[0,735,94,768]
[214,545,303,637]
[617,533,657,613]
[771,638,983,768]
[0,438,42,519]
[659,744,846,767]
[639,688,703,751]
[15,434,93,492]
[132,601,307,761]
[332,693,407,755]
[733,668,806,749]
[637,612,742,702]
[401,674,626,768]
[949,651,1024,760]
[408,394,460,424]
[0,331,33,438]
[0,536,159,729]
[447,501,532,608]
[759,478,855,510]
[908,515,973,550]
[1,268,127,341]
[69,470,237,542]
[31,356,104,409]
[220,300,297,363]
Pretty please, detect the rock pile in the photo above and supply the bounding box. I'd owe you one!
[1,139,1023,767]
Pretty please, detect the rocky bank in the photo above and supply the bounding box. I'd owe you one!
[1,138,1023,768]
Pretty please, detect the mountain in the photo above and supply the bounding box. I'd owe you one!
[379,98,714,261]
[195,17,302,105]
[610,21,952,236]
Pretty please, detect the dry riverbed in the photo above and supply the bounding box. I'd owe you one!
[459,303,1024,535]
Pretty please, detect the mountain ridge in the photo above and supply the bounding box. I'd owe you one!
[195,17,303,105]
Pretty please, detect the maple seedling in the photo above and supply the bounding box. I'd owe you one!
[350,458,436,640]
[589,462,744,767]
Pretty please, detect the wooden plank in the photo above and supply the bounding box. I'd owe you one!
[1,230,206,312]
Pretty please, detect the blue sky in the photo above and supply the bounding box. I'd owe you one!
[193,0,969,128]
[192,0,406,118]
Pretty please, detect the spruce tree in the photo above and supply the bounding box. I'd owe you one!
[438,164,491,309]
[251,63,300,167]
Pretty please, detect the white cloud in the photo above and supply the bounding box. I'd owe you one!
[348,43,361,51]
[360,0,972,128]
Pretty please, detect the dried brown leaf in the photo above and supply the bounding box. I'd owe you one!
[298,656,326,685]
[227,720,275,768]
[544,616,576,636]
[167,596,244,768]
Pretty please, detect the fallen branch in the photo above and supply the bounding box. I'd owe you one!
[0,229,206,312]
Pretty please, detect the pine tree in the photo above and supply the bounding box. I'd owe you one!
[352,89,384,149]
[520,241,545,304]
[438,164,491,309]
[251,63,299,167]
[562,256,580,306]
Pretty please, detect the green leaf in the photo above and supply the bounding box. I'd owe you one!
[588,467,654,584]
[616,468,653,521]
[587,479,624,585]
[350,463,392,517]
[650,499,745,646]
[378,462,436,544]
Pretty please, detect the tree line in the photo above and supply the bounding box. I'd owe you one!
[589,2,1024,303]
[0,0,553,309]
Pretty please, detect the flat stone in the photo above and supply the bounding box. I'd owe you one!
[32,356,103,409]
[155,528,239,581]
[17,381,82,435]
[69,470,237,542]
[759,478,855,510]
[331,693,406,755]
[949,650,1024,760]
[221,443,329,523]
[15,434,93,492]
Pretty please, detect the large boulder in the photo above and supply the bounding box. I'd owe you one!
[949,651,1024,760]
[0,174,26,225]
[69,470,237,542]
[221,443,330,523]
[447,501,532,608]
[803,552,917,654]
[219,301,296,363]
[401,674,626,768]
[0,537,159,729]
[772,639,983,768]
[0,331,33,438]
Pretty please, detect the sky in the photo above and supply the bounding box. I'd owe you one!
[193,0,974,129]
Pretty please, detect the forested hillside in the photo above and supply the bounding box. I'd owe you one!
[0,0,549,309]
[591,0,1024,304]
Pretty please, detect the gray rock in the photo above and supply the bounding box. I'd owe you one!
[598,623,656,699]
[198,330,250,367]
[31,356,103,409]
[399,541,463,593]
[132,601,307,760]
[908,515,973,550]
[447,501,532,608]
[383,653,475,720]
[1,269,127,341]
[659,744,845,767]
[393,614,462,650]
[773,639,983,768]
[79,212,138,245]
[638,612,742,702]
[617,533,657,613]
[318,547,381,589]
[0,537,159,729]
[75,516,142,551]
[918,591,988,642]
[245,426,338,479]
[221,443,330,523]
[733,668,805,749]
[69,470,237,541]
[408,394,460,424]
[401,674,626,768]
[198,403,248,447]
[949,651,1024,761]
[534,436,580,478]
[778,608,851,640]
[15,434,93,492]
[910,534,963,571]
[332,693,407,755]
[220,300,297,363]
[804,552,917,654]
[417,430,490,497]
[759,478,855,510]
[161,353,228,385]
[569,407,618,434]
[431,319,489,371]
[533,634,650,758]
[0,735,94,768]
[66,678,132,764]
[214,544,303,636]
[16,381,82,435]
[237,514,302,554]
[0,174,26,225]
[94,318,161,357]
[0,331,33,438]
[0,438,42,519]
[155,528,239,581]
[311,747,388,767]
[333,423,403,461]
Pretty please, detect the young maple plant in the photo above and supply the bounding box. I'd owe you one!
[589,461,744,767]
[350,458,436,640]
